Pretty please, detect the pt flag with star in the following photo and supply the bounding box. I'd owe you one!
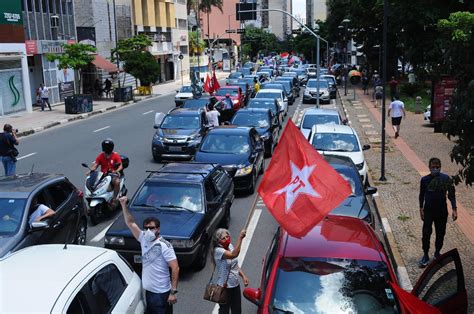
[257,120,352,238]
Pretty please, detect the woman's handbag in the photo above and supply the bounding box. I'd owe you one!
[203,265,231,304]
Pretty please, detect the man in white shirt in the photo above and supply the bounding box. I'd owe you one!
[29,200,55,225]
[206,103,220,127]
[388,96,406,139]
[39,84,52,111]
[119,196,179,314]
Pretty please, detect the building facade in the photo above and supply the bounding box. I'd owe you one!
[267,0,292,41]
[0,0,32,114]
[306,0,327,26]
[172,0,190,83]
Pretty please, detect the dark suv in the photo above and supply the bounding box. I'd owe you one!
[0,173,88,257]
[151,108,209,162]
[104,163,234,272]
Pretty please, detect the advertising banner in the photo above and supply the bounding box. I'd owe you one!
[431,77,457,123]
[59,81,75,102]
[0,1,22,25]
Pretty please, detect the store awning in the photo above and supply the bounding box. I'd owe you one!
[91,55,119,73]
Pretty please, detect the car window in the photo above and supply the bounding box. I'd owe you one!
[205,179,218,202]
[0,198,27,234]
[200,134,250,154]
[180,86,193,93]
[232,112,270,128]
[47,181,74,210]
[307,79,329,88]
[212,168,231,194]
[133,183,203,212]
[161,115,200,129]
[264,229,280,284]
[302,114,340,128]
[312,133,360,152]
[215,88,239,97]
[255,92,280,100]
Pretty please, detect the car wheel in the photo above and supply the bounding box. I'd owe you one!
[153,154,162,163]
[247,172,256,195]
[193,241,209,271]
[75,218,87,245]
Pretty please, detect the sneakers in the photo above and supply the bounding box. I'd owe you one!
[418,255,430,268]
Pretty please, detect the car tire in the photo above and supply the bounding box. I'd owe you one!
[153,154,162,163]
[247,172,256,195]
[193,241,209,271]
[75,218,87,245]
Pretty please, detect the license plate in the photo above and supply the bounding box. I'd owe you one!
[134,255,142,264]
[168,146,182,152]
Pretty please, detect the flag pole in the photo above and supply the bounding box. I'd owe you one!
[244,194,260,230]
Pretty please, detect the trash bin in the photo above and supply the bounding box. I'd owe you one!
[65,95,93,114]
[114,86,134,102]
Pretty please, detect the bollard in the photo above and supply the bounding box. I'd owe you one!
[415,96,422,114]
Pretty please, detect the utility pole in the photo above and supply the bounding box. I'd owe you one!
[380,0,388,181]
[112,0,120,88]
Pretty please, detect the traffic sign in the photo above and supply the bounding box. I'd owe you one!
[236,29,245,34]
[225,29,236,34]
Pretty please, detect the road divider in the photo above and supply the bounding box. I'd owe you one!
[93,126,110,133]
[17,152,37,160]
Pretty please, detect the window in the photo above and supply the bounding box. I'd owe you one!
[177,18,187,30]
[47,181,73,209]
[211,169,229,194]
[205,179,218,202]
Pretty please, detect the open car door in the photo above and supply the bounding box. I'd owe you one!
[412,248,467,314]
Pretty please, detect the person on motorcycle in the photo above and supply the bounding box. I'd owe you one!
[89,139,123,206]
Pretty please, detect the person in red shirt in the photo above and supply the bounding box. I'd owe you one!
[89,139,123,206]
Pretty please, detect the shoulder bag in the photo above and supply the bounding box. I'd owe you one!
[203,263,231,304]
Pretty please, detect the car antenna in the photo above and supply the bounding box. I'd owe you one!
[29,163,35,174]
[63,226,72,250]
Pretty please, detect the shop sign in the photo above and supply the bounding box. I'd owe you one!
[25,40,38,55]
[38,40,69,54]
[0,1,22,25]
[59,81,75,101]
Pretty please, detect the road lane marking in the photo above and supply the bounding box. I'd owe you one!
[142,110,154,115]
[17,152,37,160]
[93,126,110,133]
[89,220,115,243]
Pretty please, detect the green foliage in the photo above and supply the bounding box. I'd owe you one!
[399,82,423,97]
[438,11,474,43]
[241,26,281,59]
[46,43,96,71]
[199,0,223,13]
[189,31,206,55]
[112,34,152,62]
[123,51,160,86]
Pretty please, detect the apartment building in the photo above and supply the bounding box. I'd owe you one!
[306,0,327,26]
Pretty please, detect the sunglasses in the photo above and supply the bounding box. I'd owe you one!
[144,226,157,230]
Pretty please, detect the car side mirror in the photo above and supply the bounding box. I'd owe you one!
[243,287,261,305]
[366,186,377,195]
[362,144,371,151]
[342,118,348,125]
[30,220,50,231]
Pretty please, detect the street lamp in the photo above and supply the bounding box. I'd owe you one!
[339,19,351,96]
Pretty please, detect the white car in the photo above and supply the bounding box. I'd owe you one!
[424,105,431,121]
[175,85,194,106]
[0,245,144,313]
[308,124,370,185]
[299,108,345,139]
[255,89,288,117]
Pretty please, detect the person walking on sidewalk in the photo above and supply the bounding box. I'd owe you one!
[387,96,406,138]
[374,83,383,108]
[39,84,51,111]
[418,158,457,267]
[388,76,399,100]
[0,124,19,176]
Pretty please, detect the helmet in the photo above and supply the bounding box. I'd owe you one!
[101,139,114,154]
[225,93,230,97]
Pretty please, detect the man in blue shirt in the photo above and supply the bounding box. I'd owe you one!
[418,157,457,267]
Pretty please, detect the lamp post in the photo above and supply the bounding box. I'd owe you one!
[112,0,120,88]
[380,0,388,181]
[339,18,350,96]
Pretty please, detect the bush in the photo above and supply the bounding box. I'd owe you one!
[399,82,423,96]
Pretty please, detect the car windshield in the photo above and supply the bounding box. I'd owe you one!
[307,80,329,88]
[270,258,397,314]
[336,167,363,195]
[216,88,239,97]
[293,69,306,75]
[183,99,207,109]
[133,183,202,213]
[0,198,26,235]
[312,133,360,152]
[229,72,242,79]
[161,115,200,129]
[256,92,281,100]
[302,114,340,128]
[232,112,270,128]
[200,134,250,154]
[180,86,193,93]
[241,68,251,75]
[248,101,277,114]
[262,84,285,92]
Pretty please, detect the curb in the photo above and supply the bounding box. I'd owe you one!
[338,90,413,291]
[17,94,158,138]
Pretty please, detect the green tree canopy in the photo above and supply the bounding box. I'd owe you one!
[189,30,206,55]
[123,51,160,86]
[112,34,152,62]
[241,26,281,59]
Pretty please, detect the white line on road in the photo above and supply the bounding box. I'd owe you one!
[212,208,262,314]
[93,126,110,133]
[17,152,37,160]
[90,220,115,243]
[142,110,154,115]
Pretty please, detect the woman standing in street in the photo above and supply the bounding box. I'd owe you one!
[211,228,249,314]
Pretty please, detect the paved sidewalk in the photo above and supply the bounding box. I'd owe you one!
[340,87,473,311]
[0,71,228,138]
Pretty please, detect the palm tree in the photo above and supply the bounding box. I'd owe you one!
[188,30,206,55]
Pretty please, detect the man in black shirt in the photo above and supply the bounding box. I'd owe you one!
[0,124,19,176]
[418,157,457,267]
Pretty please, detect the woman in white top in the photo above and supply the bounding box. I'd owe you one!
[206,103,220,127]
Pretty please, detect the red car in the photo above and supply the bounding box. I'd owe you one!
[243,215,467,314]
[214,86,245,111]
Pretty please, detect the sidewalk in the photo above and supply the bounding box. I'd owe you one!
[340,87,473,311]
[0,71,228,138]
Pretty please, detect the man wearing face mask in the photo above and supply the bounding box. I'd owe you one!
[418,157,457,268]
[119,196,179,314]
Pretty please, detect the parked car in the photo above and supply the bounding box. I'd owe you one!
[282,71,301,90]
[182,96,217,110]
[0,244,144,313]
[274,79,298,101]
[104,163,234,272]
[226,71,244,85]
[243,216,467,314]
[231,108,279,157]
[175,85,194,106]
[194,126,265,194]
[308,124,370,185]
[214,86,245,111]
[260,82,294,106]
[151,108,209,162]
[0,173,88,258]
[299,107,345,138]
[303,78,331,104]
[247,98,283,128]
[255,89,288,117]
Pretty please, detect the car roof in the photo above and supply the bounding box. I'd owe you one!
[207,126,252,135]
[257,89,282,93]
[0,245,112,312]
[312,124,355,134]
[0,173,65,197]
[303,108,340,116]
[234,108,270,114]
[168,107,201,115]
[146,162,217,183]
[282,215,384,261]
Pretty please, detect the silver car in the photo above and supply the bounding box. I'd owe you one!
[303,78,331,104]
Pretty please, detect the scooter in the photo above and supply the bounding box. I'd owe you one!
[81,156,129,225]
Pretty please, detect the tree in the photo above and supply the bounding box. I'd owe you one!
[241,26,281,59]
[189,30,206,55]
[46,43,96,94]
[123,51,160,86]
[112,34,152,62]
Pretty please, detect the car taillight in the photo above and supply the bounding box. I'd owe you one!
[77,190,84,198]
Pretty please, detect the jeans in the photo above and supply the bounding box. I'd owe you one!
[41,97,51,111]
[422,210,448,255]
[1,156,16,176]
[145,290,172,314]
[218,285,242,314]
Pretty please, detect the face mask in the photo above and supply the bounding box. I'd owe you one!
[144,229,157,242]
[221,237,231,249]
[430,168,440,176]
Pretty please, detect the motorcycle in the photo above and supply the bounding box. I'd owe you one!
[81,155,129,225]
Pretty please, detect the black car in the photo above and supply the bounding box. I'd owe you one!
[151,108,208,162]
[230,109,279,157]
[182,96,217,110]
[247,98,282,128]
[275,76,299,94]
[104,163,234,272]
[324,155,377,225]
[260,82,294,105]
[0,173,88,257]
[194,126,265,194]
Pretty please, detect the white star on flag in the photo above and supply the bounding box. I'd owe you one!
[274,161,321,213]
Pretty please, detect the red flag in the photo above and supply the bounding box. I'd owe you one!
[389,282,441,314]
[203,74,211,93]
[257,120,352,238]
[211,70,220,93]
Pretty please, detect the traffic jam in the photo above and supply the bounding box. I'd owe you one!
[0,56,467,313]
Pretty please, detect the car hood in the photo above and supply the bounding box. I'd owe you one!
[159,128,200,138]
[107,210,203,239]
[175,92,193,98]
[194,151,249,167]
[330,195,369,221]
[0,235,17,258]
[318,150,364,166]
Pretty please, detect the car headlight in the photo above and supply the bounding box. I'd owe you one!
[153,133,163,140]
[304,90,310,95]
[235,165,253,177]
[169,239,196,248]
[188,134,201,143]
[104,236,125,246]
[233,99,239,104]
[356,162,364,170]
